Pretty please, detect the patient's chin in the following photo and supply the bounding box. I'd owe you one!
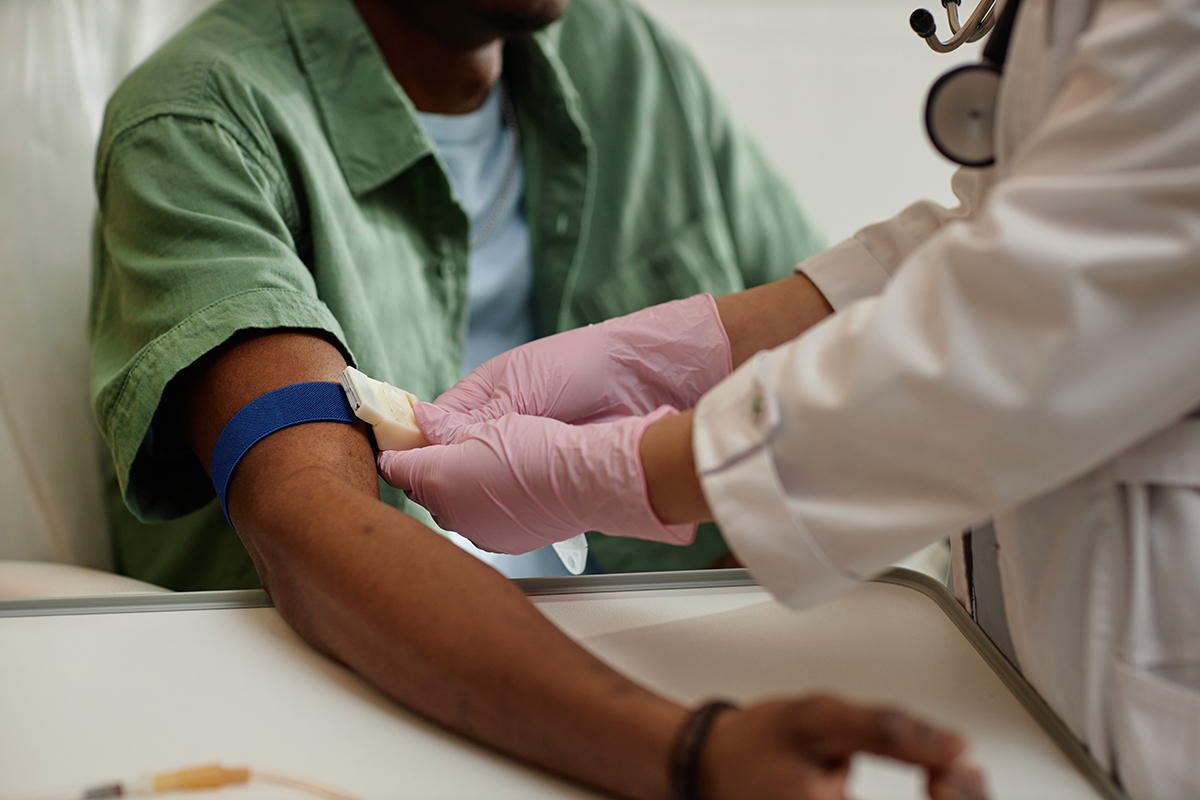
[475,0,570,35]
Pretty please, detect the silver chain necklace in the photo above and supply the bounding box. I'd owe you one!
[468,86,521,250]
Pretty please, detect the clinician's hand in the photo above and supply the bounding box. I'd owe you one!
[707,697,988,800]
[378,404,695,555]
[433,294,732,427]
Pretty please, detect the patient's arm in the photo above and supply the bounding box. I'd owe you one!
[183,330,685,800]
[182,330,976,800]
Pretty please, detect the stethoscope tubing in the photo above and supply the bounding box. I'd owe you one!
[920,0,999,52]
[946,0,997,40]
[922,0,1025,166]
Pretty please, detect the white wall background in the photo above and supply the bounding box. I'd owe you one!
[639,0,982,244]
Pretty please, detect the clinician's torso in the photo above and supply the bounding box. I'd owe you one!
[986,1,1200,795]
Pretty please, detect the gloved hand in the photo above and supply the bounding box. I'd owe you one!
[378,404,695,555]
[434,293,731,428]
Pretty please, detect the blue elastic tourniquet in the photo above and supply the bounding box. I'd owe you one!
[210,381,358,528]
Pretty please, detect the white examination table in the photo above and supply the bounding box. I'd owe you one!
[0,569,1120,799]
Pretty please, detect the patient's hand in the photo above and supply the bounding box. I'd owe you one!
[704,696,987,800]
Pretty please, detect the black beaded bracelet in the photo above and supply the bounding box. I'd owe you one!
[670,700,738,800]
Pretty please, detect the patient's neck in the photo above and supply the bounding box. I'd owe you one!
[354,0,502,115]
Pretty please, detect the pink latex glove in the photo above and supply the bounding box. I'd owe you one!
[434,293,732,428]
[378,404,696,555]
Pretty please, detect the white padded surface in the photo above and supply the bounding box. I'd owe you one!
[0,561,168,599]
[0,582,1102,799]
[0,0,215,566]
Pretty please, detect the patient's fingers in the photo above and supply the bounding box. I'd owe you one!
[789,699,966,769]
[929,764,989,800]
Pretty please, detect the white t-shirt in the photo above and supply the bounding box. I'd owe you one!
[417,85,580,578]
[416,83,535,377]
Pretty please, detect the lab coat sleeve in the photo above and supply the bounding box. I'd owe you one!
[696,0,1200,610]
[797,168,989,310]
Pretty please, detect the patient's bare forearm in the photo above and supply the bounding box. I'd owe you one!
[184,332,686,800]
[243,461,684,799]
[715,273,833,368]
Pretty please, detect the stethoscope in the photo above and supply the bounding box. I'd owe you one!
[910,0,1023,166]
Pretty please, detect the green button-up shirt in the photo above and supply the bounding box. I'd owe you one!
[91,0,824,590]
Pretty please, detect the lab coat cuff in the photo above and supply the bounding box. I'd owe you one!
[795,237,890,311]
[694,362,859,608]
[698,440,859,610]
[693,354,777,471]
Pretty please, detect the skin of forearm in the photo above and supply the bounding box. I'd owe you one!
[185,332,687,800]
[240,452,685,799]
[639,409,712,526]
[714,272,833,369]
[642,274,833,525]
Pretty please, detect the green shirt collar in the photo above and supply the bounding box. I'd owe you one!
[278,0,426,197]
[277,0,588,197]
[509,22,591,153]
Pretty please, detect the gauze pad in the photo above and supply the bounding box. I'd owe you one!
[339,366,429,452]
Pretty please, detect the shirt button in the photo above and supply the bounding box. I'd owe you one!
[555,213,570,235]
[751,396,763,420]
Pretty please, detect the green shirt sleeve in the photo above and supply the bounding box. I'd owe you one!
[652,16,828,287]
[92,113,351,523]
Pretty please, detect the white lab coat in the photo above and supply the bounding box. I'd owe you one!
[693,0,1200,796]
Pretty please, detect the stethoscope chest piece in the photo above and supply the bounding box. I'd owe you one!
[924,63,1001,167]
